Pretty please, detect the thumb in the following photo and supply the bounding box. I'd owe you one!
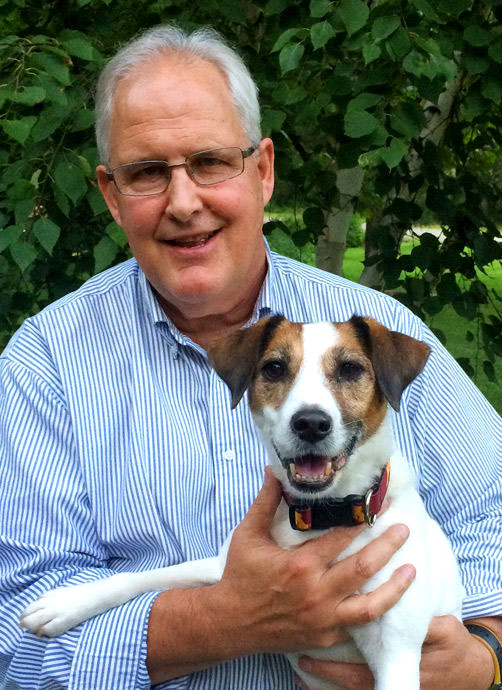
[241,466,282,535]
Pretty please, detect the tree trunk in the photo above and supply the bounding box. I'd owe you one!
[316,167,364,275]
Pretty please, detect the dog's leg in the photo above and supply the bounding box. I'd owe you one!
[351,622,422,690]
[20,556,223,638]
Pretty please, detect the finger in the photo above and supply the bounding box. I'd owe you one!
[329,524,411,597]
[299,522,368,564]
[293,673,309,689]
[423,614,459,644]
[239,466,282,534]
[339,563,416,626]
[299,657,374,690]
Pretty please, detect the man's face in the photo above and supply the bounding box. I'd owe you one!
[97,55,274,321]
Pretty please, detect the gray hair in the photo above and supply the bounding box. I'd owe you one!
[95,25,262,163]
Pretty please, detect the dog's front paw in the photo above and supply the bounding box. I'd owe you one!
[19,581,104,637]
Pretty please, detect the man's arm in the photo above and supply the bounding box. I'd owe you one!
[146,470,415,684]
[0,340,156,689]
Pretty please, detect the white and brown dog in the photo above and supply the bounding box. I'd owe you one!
[20,315,464,690]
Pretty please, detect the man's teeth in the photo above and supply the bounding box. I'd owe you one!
[172,231,216,247]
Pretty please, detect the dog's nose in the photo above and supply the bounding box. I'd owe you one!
[291,408,332,443]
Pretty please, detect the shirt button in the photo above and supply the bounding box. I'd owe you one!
[223,449,235,462]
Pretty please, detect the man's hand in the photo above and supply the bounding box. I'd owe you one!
[147,468,415,684]
[296,615,498,689]
[207,468,415,656]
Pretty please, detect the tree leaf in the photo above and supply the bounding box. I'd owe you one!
[264,0,289,15]
[347,93,381,112]
[311,21,335,50]
[261,108,286,135]
[54,161,87,203]
[10,86,46,105]
[1,117,37,144]
[69,109,95,132]
[481,77,502,103]
[62,37,97,61]
[371,16,401,42]
[310,0,332,18]
[94,236,118,273]
[344,109,379,138]
[378,138,408,169]
[338,0,369,37]
[31,105,68,142]
[482,360,496,383]
[272,28,301,52]
[31,52,70,86]
[463,25,491,47]
[33,217,61,255]
[488,37,502,63]
[279,43,305,74]
[106,221,128,248]
[390,101,425,138]
[10,241,37,273]
[363,43,381,65]
[0,225,23,253]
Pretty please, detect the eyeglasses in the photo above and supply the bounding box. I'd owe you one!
[106,145,257,196]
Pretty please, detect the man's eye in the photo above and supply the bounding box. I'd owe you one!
[337,361,364,382]
[194,156,226,169]
[262,360,286,382]
[135,164,165,178]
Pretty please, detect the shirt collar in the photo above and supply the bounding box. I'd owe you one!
[137,237,277,350]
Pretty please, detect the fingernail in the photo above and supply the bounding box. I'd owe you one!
[401,564,416,582]
[394,523,410,540]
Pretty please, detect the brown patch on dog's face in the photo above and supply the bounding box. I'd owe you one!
[249,320,303,414]
[321,322,387,438]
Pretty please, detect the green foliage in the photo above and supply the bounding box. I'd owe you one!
[347,213,365,248]
[0,0,501,388]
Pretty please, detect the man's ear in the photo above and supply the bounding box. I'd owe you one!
[256,137,275,207]
[350,316,430,412]
[96,165,123,226]
[207,315,284,409]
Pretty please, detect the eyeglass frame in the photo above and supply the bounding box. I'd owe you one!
[105,145,258,196]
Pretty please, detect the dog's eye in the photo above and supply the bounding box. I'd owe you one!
[262,359,286,381]
[337,361,364,382]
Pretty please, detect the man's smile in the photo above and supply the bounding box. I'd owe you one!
[165,230,220,248]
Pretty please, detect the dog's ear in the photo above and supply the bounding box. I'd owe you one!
[207,315,284,409]
[350,316,430,413]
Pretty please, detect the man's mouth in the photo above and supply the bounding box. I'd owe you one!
[167,229,219,248]
[288,454,347,490]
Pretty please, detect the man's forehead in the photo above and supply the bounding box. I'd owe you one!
[108,54,245,160]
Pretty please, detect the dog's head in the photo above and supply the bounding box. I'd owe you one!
[208,315,430,500]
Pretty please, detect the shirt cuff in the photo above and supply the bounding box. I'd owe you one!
[69,590,160,689]
[462,591,502,620]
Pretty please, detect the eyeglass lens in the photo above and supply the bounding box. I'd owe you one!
[113,147,246,196]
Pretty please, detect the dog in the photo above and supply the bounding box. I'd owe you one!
[20,315,464,690]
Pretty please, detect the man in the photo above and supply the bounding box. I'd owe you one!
[0,25,501,690]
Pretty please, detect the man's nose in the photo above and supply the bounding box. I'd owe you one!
[163,165,203,223]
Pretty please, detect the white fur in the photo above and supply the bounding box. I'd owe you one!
[19,321,464,690]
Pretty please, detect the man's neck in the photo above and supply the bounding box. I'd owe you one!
[152,262,268,349]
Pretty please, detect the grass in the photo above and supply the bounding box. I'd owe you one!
[266,226,502,413]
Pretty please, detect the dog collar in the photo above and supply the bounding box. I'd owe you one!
[283,461,390,531]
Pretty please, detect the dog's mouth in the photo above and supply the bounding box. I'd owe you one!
[275,425,362,494]
[288,454,347,490]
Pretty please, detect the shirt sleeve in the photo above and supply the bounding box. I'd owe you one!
[0,323,159,689]
[405,320,502,620]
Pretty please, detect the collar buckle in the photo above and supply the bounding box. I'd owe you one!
[363,488,377,527]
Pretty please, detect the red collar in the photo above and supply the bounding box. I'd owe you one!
[283,462,390,531]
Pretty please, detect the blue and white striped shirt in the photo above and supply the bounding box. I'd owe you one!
[1,244,501,689]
